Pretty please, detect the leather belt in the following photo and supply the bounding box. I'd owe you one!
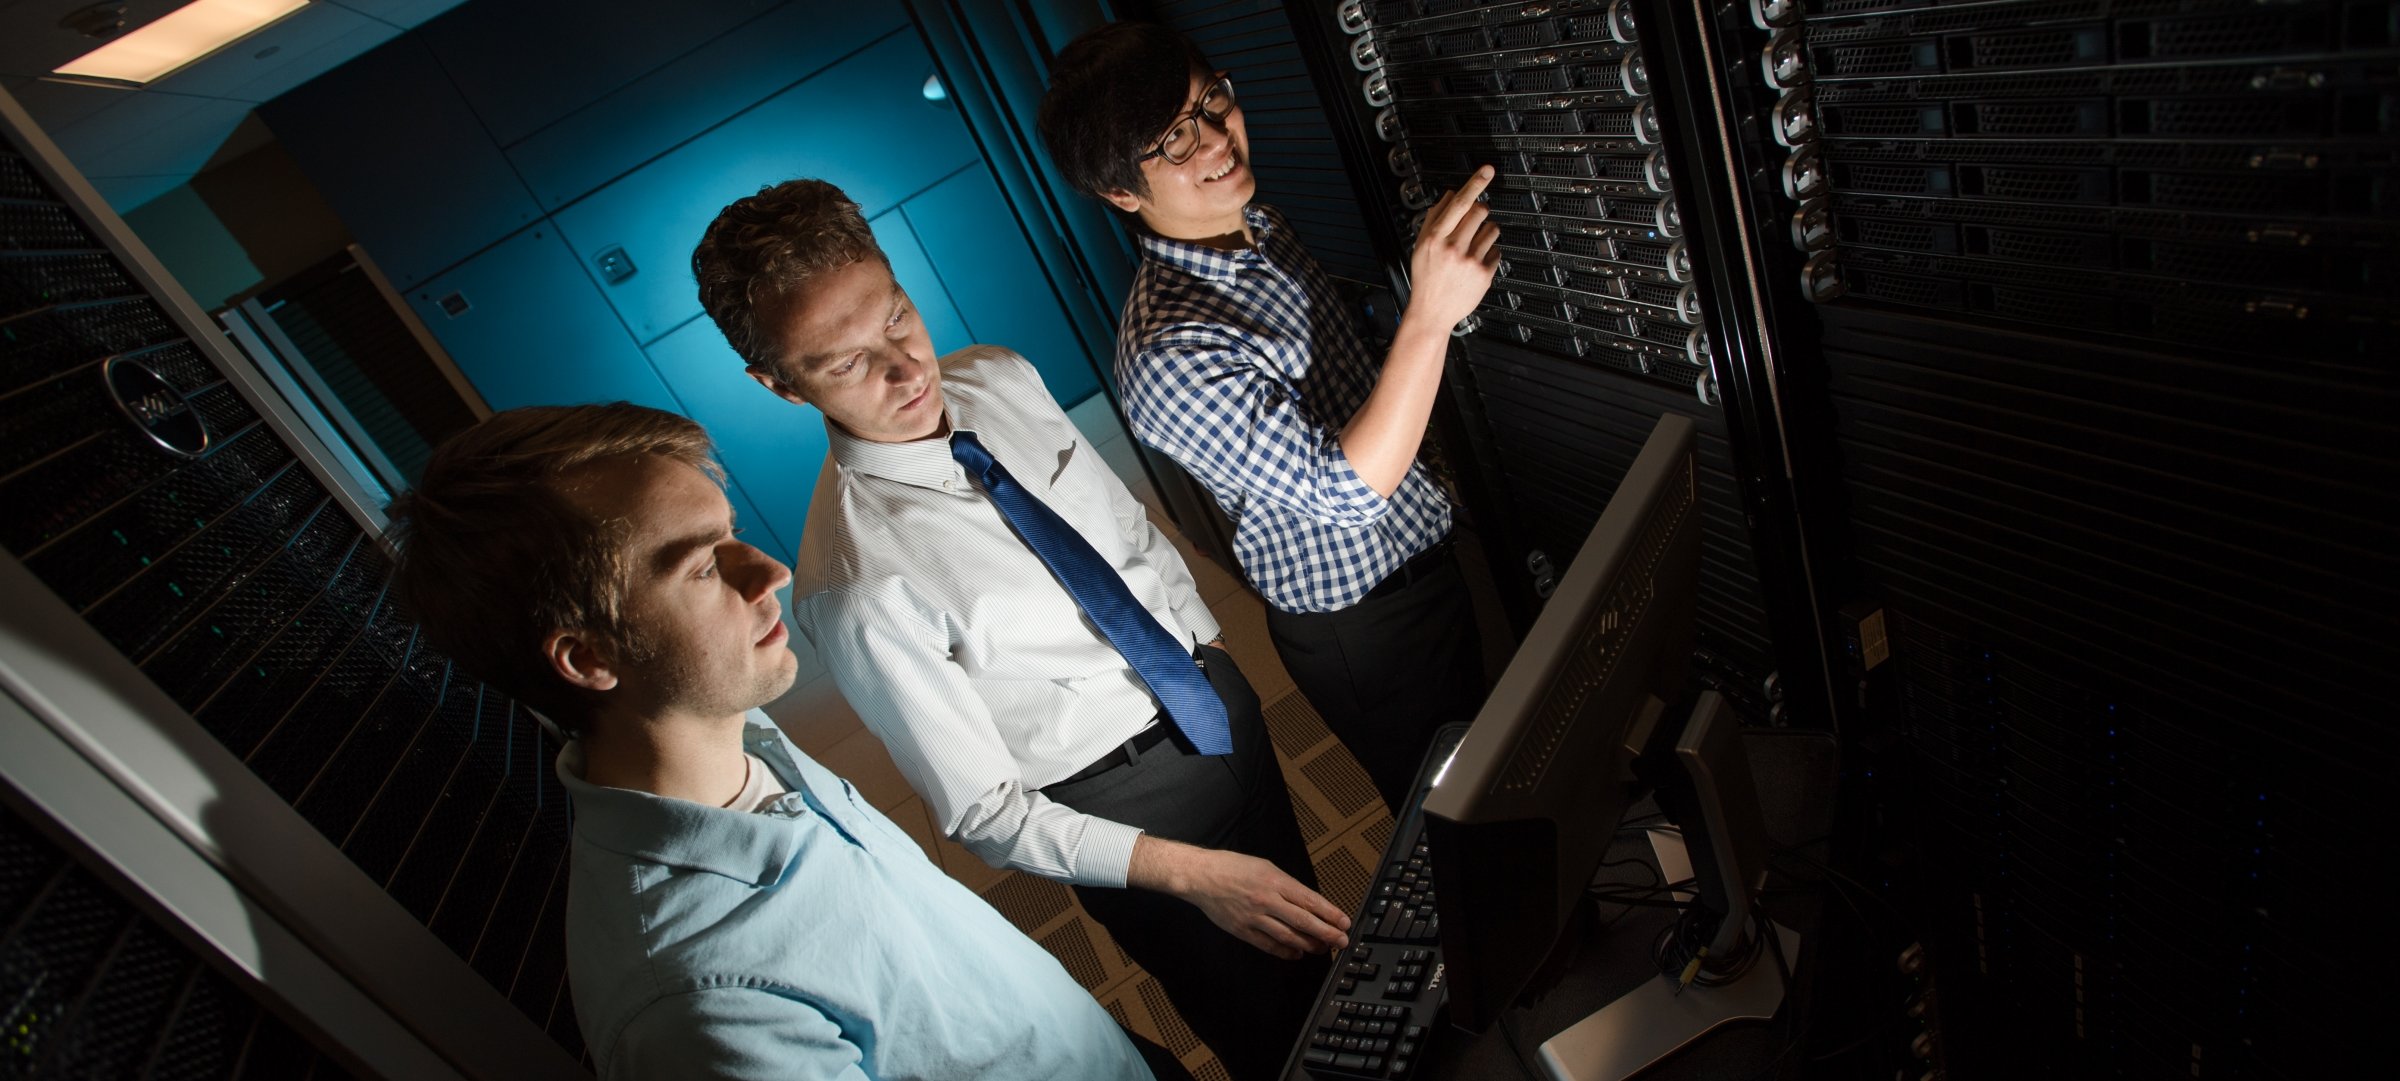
[1053,721,1176,787]
[1361,537,1456,602]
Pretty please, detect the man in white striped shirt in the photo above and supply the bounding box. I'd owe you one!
[693,179,1347,1080]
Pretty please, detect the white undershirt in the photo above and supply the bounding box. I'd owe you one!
[722,753,790,813]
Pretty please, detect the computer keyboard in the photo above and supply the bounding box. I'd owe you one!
[1362,833,1439,944]
[1285,724,1469,1080]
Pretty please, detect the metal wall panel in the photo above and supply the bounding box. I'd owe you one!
[641,315,831,562]
[899,166,1106,405]
[547,28,982,345]
[260,36,544,293]
[503,2,908,211]
[416,0,780,148]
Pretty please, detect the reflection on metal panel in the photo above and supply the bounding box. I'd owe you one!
[899,166,1103,407]
[503,2,908,210]
[259,35,543,292]
[642,316,827,562]
[550,28,981,343]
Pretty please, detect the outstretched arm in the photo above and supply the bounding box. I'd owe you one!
[1337,165,1501,495]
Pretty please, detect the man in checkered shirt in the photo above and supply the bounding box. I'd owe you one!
[1040,22,1502,814]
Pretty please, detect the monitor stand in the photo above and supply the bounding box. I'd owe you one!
[1534,824,1800,1080]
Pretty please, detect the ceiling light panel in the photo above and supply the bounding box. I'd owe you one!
[55,0,312,86]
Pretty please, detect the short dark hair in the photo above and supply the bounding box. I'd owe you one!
[1038,21,1214,201]
[692,178,888,377]
[387,404,723,735]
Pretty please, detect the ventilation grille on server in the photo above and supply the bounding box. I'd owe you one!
[1356,0,1715,386]
[1814,10,2399,1045]
[1877,606,2377,1079]
[1457,345,1775,709]
[2,800,362,1080]
[0,142,585,1064]
[1808,0,2400,358]
[1825,300,2397,1074]
[1310,0,1774,708]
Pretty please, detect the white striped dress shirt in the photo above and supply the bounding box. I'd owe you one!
[790,346,1222,888]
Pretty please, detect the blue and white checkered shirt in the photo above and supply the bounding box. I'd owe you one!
[1117,204,1452,614]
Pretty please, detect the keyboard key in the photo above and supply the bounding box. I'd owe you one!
[1335,1052,1368,1070]
[1305,1048,1336,1066]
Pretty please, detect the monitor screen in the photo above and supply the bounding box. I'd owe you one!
[1422,412,1703,1032]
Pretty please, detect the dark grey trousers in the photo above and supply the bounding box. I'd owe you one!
[1265,555,1487,815]
[1042,645,1327,1081]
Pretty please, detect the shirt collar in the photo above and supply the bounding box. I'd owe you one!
[826,421,963,491]
[555,736,805,887]
[1135,204,1274,282]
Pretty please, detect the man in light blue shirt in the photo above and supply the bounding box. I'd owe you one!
[386,403,1172,1080]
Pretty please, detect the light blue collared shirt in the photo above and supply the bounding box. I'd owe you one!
[559,712,1152,1080]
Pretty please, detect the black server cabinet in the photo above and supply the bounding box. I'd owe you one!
[3,96,586,1077]
[1776,2,2396,1077]
[1182,0,2393,1077]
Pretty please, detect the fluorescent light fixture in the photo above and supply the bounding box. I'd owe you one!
[54,0,310,86]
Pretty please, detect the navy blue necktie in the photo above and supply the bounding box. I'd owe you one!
[950,430,1232,756]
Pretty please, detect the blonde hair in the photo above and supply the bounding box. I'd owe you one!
[386,403,721,732]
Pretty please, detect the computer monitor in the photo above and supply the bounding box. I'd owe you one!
[1421,411,1704,1032]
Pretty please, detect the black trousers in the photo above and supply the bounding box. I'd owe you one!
[1042,645,1327,1081]
[1265,553,1487,815]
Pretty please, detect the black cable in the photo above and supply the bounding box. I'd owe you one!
[1587,893,1703,910]
[1587,876,1698,909]
[1651,900,1766,991]
[1768,845,1907,926]
[1755,901,1795,995]
[1762,850,1926,1069]
[1590,853,1664,889]
[1496,1009,1543,1081]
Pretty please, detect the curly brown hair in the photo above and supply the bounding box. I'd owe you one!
[386,403,722,735]
[691,178,887,377]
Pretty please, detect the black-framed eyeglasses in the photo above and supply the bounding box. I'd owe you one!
[1135,74,1237,167]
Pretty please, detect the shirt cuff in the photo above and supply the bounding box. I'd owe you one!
[1073,817,1145,889]
[1319,442,1397,524]
[1177,602,1223,648]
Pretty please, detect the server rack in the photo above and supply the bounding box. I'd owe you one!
[2,91,588,1079]
[1198,0,1836,731]
[1234,0,2394,1076]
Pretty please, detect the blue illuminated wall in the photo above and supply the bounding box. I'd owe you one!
[259,0,1104,562]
